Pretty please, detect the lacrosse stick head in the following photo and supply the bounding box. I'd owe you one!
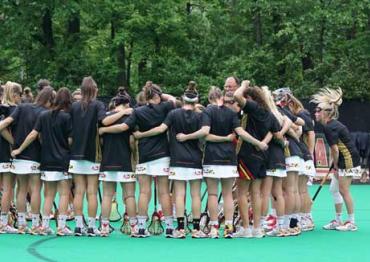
[199,212,210,234]
[148,212,164,235]
[120,215,131,235]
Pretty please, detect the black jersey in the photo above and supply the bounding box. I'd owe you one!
[268,115,286,170]
[0,105,16,163]
[125,101,174,163]
[238,101,279,161]
[100,112,132,172]
[297,110,315,161]
[323,119,360,169]
[10,103,47,162]
[201,105,240,166]
[164,108,203,169]
[34,110,72,171]
[70,100,106,162]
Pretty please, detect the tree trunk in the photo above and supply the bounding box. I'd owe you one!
[117,41,127,86]
[42,8,54,51]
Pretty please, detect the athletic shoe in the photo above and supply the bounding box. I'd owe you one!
[158,210,164,221]
[252,228,265,238]
[100,226,110,237]
[288,227,301,236]
[172,229,186,239]
[323,220,341,230]
[223,225,234,239]
[233,227,253,238]
[0,224,18,234]
[18,225,31,234]
[57,227,73,236]
[30,226,42,235]
[266,227,288,237]
[336,221,358,232]
[209,226,219,239]
[191,229,208,239]
[129,224,138,237]
[87,227,100,237]
[39,226,55,236]
[74,227,87,236]
[132,228,150,238]
[263,215,277,232]
[301,217,314,232]
[165,228,174,238]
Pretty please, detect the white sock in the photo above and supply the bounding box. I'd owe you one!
[42,216,50,228]
[88,217,96,228]
[137,216,146,229]
[129,217,137,226]
[209,220,219,227]
[158,204,162,211]
[284,215,290,228]
[101,218,109,228]
[336,213,342,223]
[58,215,67,229]
[0,212,8,225]
[164,216,173,229]
[278,216,285,229]
[260,216,267,225]
[18,212,26,226]
[348,213,355,223]
[225,220,233,226]
[271,209,277,217]
[31,213,40,227]
[75,215,84,228]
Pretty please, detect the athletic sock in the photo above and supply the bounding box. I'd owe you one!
[58,215,67,229]
[18,212,26,226]
[101,218,109,229]
[283,215,290,229]
[31,213,40,227]
[129,217,137,226]
[42,216,50,228]
[260,216,266,226]
[88,217,96,228]
[137,216,146,230]
[225,220,233,227]
[209,220,219,228]
[271,208,277,217]
[75,215,84,228]
[164,216,174,229]
[335,213,342,223]
[278,216,285,229]
[193,218,200,231]
[0,212,8,225]
[348,213,355,223]
[177,217,185,230]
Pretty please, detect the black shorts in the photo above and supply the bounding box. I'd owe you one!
[238,156,266,180]
[268,143,286,170]
[285,137,303,158]
[298,141,312,161]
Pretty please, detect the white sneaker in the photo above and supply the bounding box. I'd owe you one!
[336,221,358,232]
[39,226,55,236]
[0,224,18,234]
[208,226,219,239]
[233,227,253,238]
[191,229,208,238]
[266,227,287,237]
[323,220,341,230]
[57,227,73,236]
[252,228,265,238]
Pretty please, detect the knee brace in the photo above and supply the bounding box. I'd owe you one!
[329,177,343,204]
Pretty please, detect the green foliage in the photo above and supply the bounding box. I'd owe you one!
[0,0,369,99]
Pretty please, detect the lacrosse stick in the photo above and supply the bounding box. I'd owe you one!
[312,164,334,202]
[148,177,164,235]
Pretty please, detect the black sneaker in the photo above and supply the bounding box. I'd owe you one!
[132,228,150,238]
[87,227,100,237]
[165,228,174,238]
[74,227,86,236]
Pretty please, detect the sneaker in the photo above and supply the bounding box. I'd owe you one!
[129,224,138,237]
[233,227,253,238]
[39,226,55,236]
[100,226,110,237]
[18,225,31,234]
[132,228,150,238]
[30,226,42,235]
[0,224,18,234]
[266,227,287,237]
[323,220,341,230]
[208,226,219,239]
[288,226,301,236]
[223,225,234,239]
[301,217,314,232]
[74,227,87,236]
[57,226,73,236]
[87,227,100,237]
[172,229,186,239]
[165,228,174,238]
[336,221,358,232]
[191,229,208,239]
[252,228,265,238]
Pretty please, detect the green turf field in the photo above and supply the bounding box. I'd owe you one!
[0,184,369,262]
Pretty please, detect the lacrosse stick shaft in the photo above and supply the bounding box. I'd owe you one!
[312,164,334,202]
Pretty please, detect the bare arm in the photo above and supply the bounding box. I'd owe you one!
[294,117,305,126]
[99,123,130,135]
[305,130,315,157]
[205,133,235,143]
[11,130,39,157]
[176,126,210,142]
[68,137,72,146]
[101,108,133,126]
[0,117,14,132]
[233,81,250,108]
[1,129,14,145]
[161,93,177,106]
[235,127,268,151]
[262,132,273,145]
[330,144,339,170]
[133,123,168,139]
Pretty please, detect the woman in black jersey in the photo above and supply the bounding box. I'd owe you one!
[99,94,137,237]
[0,87,55,234]
[234,81,278,238]
[288,94,316,231]
[99,83,176,238]
[132,82,205,239]
[12,88,74,236]
[0,82,21,234]
[312,88,360,231]
[68,76,127,237]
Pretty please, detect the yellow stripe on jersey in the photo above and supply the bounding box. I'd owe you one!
[338,140,353,169]
[236,114,248,154]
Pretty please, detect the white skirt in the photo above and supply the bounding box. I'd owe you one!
[99,171,136,183]
[0,162,12,173]
[11,159,40,175]
[169,167,203,181]
[41,171,71,181]
[285,156,302,173]
[339,166,361,177]
[299,160,316,177]
[266,168,287,178]
[135,157,170,176]
[69,160,100,175]
[202,165,238,179]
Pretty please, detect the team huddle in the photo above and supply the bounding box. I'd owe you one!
[0,76,361,238]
